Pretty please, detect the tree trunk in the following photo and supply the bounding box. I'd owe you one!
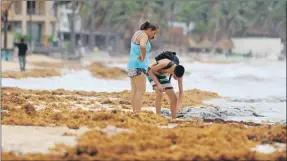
[139,1,149,23]
[69,2,77,56]
[168,2,175,48]
[89,1,96,49]
[105,1,114,50]
[29,1,32,51]
[80,19,84,46]
[211,19,220,54]
[3,11,8,50]
[276,19,286,56]
[211,1,219,54]
[3,2,13,50]
[282,42,286,57]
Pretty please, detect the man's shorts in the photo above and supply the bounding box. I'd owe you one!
[147,74,173,90]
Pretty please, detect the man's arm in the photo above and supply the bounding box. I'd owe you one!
[25,44,29,55]
[177,77,184,109]
[139,33,148,61]
[148,62,167,89]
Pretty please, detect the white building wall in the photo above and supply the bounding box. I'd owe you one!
[232,38,283,56]
[56,5,82,33]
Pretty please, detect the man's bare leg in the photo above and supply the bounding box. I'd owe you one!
[165,89,178,119]
[155,89,163,114]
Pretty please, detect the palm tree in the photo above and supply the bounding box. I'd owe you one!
[2,1,13,51]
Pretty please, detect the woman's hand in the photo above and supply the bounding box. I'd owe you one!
[138,55,144,62]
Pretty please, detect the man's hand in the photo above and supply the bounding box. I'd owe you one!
[155,84,165,92]
[179,92,184,99]
[177,92,184,110]
[138,55,144,62]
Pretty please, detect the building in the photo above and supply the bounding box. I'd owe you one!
[188,34,234,54]
[167,21,194,35]
[1,1,56,48]
[55,4,123,52]
[55,4,81,34]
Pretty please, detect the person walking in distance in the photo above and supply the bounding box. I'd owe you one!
[15,38,28,72]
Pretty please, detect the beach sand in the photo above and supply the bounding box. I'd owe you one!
[2,55,66,78]
[2,55,126,79]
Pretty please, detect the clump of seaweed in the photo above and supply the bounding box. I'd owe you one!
[86,63,127,79]
[2,69,61,79]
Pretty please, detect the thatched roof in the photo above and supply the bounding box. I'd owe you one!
[188,38,212,49]
[216,39,234,49]
[188,36,233,49]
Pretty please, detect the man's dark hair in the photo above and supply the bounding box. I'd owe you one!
[174,65,185,78]
[140,20,159,31]
[20,38,25,43]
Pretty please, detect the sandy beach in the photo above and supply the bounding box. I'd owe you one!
[1,54,286,160]
[2,54,127,79]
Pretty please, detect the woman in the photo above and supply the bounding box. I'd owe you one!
[127,20,159,113]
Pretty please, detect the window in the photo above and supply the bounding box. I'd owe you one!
[63,22,68,28]
[27,23,42,42]
[27,0,36,15]
[13,21,22,33]
[50,23,55,36]
[7,23,12,31]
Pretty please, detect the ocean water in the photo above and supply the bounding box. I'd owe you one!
[2,60,286,123]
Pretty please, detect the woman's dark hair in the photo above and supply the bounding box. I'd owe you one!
[140,20,159,30]
[20,38,25,43]
[174,65,185,78]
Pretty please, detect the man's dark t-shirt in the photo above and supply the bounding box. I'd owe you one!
[15,43,28,56]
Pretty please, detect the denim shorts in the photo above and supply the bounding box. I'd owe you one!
[127,68,147,77]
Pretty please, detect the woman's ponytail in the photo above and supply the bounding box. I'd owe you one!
[140,21,150,30]
[139,20,159,30]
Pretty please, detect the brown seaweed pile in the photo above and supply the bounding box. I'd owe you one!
[85,63,127,79]
[1,87,286,161]
[2,120,286,161]
[1,87,220,112]
[32,61,82,70]
[2,69,61,79]
[2,61,126,79]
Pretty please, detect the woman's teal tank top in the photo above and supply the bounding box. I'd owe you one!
[127,31,151,71]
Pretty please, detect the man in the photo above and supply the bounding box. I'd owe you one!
[15,38,28,72]
[147,51,185,118]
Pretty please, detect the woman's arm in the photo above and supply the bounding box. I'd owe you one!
[139,33,148,61]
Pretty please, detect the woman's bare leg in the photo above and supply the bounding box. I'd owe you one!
[133,73,146,113]
[165,89,178,119]
[130,77,137,112]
